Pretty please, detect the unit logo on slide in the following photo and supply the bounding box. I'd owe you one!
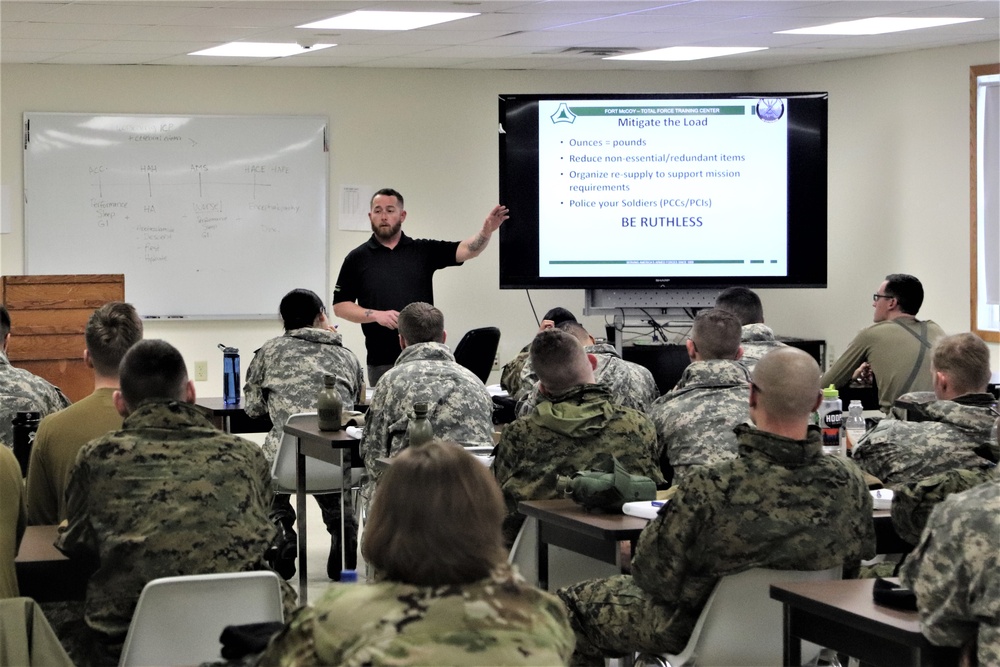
[756,98,785,123]
[551,102,577,124]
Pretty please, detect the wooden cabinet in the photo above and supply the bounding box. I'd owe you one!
[2,275,124,402]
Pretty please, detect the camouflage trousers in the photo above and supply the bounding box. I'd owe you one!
[557,575,694,667]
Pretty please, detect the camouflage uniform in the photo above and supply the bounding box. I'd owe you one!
[499,344,530,398]
[558,423,876,666]
[244,327,364,463]
[515,343,659,418]
[493,384,664,546]
[256,563,575,666]
[891,467,997,545]
[647,359,750,486]
[0,350,70,448]
[900,478,1000,665]
[852,393,998,488]
[56,399,292,665]
[360,342,494,478]
[737,323,786,371]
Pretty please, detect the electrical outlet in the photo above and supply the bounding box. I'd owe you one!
[492,353,500,371]
[194,361,208,382]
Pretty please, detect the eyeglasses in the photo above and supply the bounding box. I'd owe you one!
[872,293,894,302]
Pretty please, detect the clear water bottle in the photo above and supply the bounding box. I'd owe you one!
[844,400,866,453]
[317,374,343,431]
[818,385,843,456]
[407,402,434,447]
[218,343,240,404]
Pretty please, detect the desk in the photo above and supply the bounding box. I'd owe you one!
[196,397,273,434]
[282,416,358,604]
[15,525,88,602]
[518,499,646,590]
[771,578,960,667]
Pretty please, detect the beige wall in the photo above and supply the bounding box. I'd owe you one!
[2,41,997,395]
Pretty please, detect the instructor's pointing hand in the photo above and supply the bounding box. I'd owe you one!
[484,205,510,233]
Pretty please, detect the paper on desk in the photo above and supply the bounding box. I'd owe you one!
[345,426,363,440]
[622,500,666,520]
[870,489,894,510]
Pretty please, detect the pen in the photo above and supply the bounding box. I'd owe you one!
[651,501,665,507]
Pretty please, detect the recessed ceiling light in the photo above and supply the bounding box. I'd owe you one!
[298,10,478,31]
[777,17,982,36]
[190,42,335,58]
[606,46,767,62]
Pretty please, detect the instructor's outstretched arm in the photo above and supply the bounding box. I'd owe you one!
[456,204,509,262]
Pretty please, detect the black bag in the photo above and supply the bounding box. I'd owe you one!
[557,453,657,512]
[872,577,917,611]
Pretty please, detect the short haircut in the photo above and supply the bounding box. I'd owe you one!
[542,307,577,326]
[0,305,9,340]
[932,333,991,394]
[884,274,924,316]
[530,328,591,394]
[556,320,592,346]
[85,302,143,377]
[370,188,404,208]
[715,286,764,325]
[279,289,325,331]
[118,339,189,409]
[362,440,506,586]
[398,302,444,344]
[690,309,742,360]
[751,347,822,419]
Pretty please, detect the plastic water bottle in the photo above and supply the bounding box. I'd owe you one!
[818,385,843,456]
[218,343,240,404]
[844,400,866,453]
[317,374,343,431]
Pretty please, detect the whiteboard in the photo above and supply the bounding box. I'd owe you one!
[24,113,329,319]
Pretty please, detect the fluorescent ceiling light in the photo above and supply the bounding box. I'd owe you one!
[298,10,477,31]
[777,17,982,36]
[606,46,767,62]
[190,42,335,58]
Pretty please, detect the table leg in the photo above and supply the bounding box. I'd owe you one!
[296,437,309,605]
[536,519,549,591]
[782,603,801,667]
[340,445,349,577]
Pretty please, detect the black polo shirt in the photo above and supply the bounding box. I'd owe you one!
[333,232,461,366]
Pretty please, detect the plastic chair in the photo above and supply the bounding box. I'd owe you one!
[118,571,285,667]
[508,516,620,591]
[454,327,501,384]
[272,412,364,494]
[632,566,842,667]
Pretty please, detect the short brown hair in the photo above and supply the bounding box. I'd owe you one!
[362,441,506,586]
[751,347,822,419]
[691,309,742,360]
[530,328,591,394]
[932,333,991,394]
[715,286,764,325]
[398,302,444,344]
[85,302,143,376]
[118,339,189,410]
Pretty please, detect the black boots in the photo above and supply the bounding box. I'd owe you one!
[267,520,297,581]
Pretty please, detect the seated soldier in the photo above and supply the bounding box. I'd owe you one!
[493,328,664,547]
[515,321,658,417]
[500,306,578,401]
[853,332,998,488]
[647,309,750,486]
[361,302,493,479]
[714,286,786,370]
[900,475,1000,665]
[0,445,26,599]
[57,340,292,666]
[558,347,875,666]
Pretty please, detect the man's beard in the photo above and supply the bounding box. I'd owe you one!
[372,220,401,240]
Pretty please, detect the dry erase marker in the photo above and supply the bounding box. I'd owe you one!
[651,501,665,507]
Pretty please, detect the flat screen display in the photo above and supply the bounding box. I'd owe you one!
[498,92,827,290]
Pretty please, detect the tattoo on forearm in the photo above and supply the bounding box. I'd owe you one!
[467,233,488,252]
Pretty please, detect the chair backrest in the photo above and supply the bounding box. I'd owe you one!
[508,516,619,591]
[118,571,284,667]
[656,566,842,667]
[272,412,363,494]
[453,327,501,384]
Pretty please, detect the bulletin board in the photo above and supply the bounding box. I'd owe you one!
[23,113,329,318]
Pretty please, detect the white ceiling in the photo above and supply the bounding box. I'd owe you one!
[1,0,997,71]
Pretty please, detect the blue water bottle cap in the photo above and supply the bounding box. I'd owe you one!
[340,569,357,583]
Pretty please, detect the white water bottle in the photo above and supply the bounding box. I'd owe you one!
[845,400,866,453]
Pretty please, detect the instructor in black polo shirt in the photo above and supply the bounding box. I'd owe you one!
[333,188,509,386]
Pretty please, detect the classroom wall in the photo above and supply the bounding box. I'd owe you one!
[2,40,997,397]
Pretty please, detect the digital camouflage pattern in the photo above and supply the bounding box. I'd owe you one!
[900,477,1000,665]
[256,564,575,667]
[0,350,70,448]
[558,423,876,666]
[499,344,530,398]
[891,467,997,545]
[360,342,494,478]
[852,393,998,488]
[56,399,292,661]
[647,359,751,486]
[515,343,659,418]
[493,383,664,546]
[244,327,364,463]
[737,323,786,371]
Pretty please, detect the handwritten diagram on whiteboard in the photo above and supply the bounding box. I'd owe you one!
[23,113,329,318]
